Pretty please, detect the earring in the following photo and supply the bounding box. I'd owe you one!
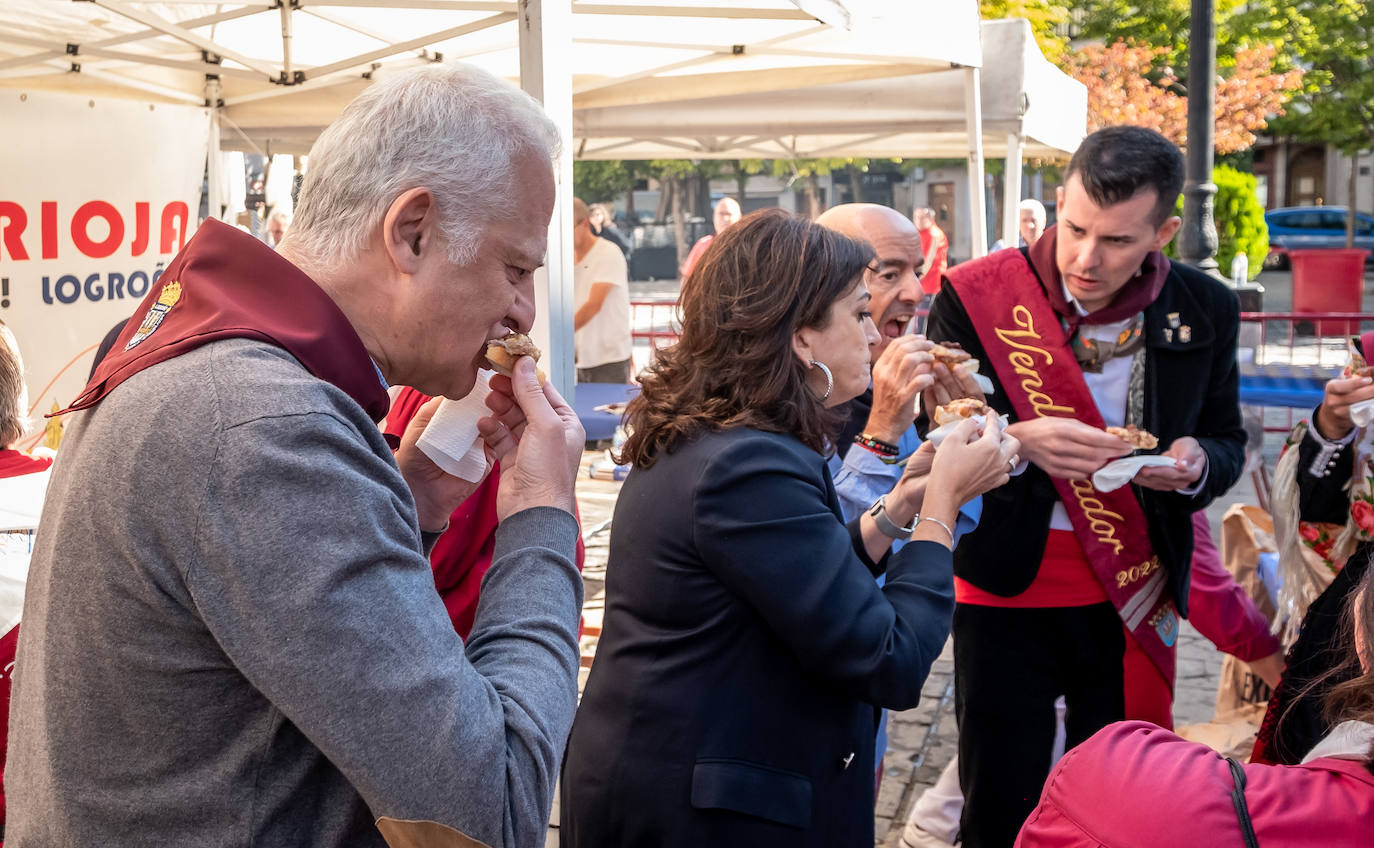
[809,360,833,401]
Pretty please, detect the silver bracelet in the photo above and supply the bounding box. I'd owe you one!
[917,515,954,543]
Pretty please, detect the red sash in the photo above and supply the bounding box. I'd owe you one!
[947,249,1178,686]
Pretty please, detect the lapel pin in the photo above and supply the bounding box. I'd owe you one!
[1164,328,1174,342]
[1167,312,1181,329]
[1179,325,1192,343]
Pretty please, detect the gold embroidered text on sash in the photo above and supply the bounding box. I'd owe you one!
[995,304,1127,554]
[994,305,1076,418]
[1068,478,1125,555]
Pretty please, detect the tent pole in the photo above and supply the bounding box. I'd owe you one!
[1002,130,1023,247]
[280,0,293,83]
[518,0,576,399]
[963,65,986,259]
[206,76,223,222]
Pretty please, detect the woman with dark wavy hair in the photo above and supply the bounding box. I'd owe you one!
[560,209,1018,847]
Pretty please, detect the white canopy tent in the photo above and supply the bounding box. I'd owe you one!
[574,18,1086,247]
[0,0,996,392]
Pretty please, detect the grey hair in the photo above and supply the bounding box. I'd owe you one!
[1018,198,1047,223]
[0,323,27,447]
[287,62,561,269]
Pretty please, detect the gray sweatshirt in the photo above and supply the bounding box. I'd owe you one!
[7,338,583,848]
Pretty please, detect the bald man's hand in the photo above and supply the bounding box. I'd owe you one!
[864,335,937,443]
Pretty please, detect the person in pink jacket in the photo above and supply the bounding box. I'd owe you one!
[1016,566,1374,847]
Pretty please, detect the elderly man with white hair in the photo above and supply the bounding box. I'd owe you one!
[990,198,1048,252]
[8,64,584,848]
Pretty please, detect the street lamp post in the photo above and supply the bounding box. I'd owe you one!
[1176,0,1218,273]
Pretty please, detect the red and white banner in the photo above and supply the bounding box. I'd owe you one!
[0,90,209,447]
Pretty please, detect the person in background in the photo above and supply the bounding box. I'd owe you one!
[573,197,633,383]
[589,203,632,263]
[990,199,1047,252]
[265,209,291,249]
[913,207,949,294]
[1016,566,1374,847]
[680,195,742,280]
[560,209,1019,847]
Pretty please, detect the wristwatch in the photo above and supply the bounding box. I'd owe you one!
[868,495,917,541]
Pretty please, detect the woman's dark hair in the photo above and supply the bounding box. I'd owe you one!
[1065,125,1184,227]
[1321,565,1374,773]
[617,208,874,468]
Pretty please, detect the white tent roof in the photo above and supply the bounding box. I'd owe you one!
[0,1,984,156]
[575,18,1085,160]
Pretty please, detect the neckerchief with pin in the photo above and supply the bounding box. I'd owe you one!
[52,220,390,425]
[1023,225,1170,374]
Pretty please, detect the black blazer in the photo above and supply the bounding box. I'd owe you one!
[560,427,954,847]
[917,258,1246,616]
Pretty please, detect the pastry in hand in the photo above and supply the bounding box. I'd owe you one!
[933,397,993,426]
[1344,338,1374,378]
[931,342,980,375]
[1106,425,1158,450]
[485,333,547,386]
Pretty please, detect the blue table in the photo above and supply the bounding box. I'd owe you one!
[1238,363,1335,410]
[573,382,640,443]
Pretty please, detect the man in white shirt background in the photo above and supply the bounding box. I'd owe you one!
[573,198,633,383]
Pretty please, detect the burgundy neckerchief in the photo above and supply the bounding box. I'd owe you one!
[54,219,389,423]
[1026,224,1172,330]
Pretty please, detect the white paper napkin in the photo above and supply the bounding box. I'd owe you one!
[926,413,1011,448]
[1091,455,1178,492]
[971,373,996,395]
[1351,398,1374,429]
[416,370,495,483]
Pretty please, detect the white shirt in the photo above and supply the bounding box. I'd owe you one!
[574,238,632,368]
[1047,282,1205,530]
[1048,291,1134,530]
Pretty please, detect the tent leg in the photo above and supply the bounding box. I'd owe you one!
[1002,131,1024,247]
[964,66,986,260]
[519,0,576,400]
[205,77,222,222]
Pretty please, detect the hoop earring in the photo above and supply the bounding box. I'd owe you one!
[809,360,834,401]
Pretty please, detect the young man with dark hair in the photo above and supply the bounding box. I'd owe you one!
[917,125,1246,847]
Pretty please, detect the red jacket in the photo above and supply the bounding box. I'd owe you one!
[918,224,948,294]
[1016,721,1374,847]
[384,388,585,638]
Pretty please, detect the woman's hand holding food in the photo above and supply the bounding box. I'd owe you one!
[931,415,1020,503]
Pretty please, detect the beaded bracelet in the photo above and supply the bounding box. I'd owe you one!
[853,433,899,457]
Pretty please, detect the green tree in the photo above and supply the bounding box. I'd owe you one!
[770,157,865,218]
[648,160,699,269]
[727,159,768,202]
[572,160,633,204]
[978,0,1070,61]
[1164,165,1268,280]
[1268,0,1374,246]
[1072,0,1294,71]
